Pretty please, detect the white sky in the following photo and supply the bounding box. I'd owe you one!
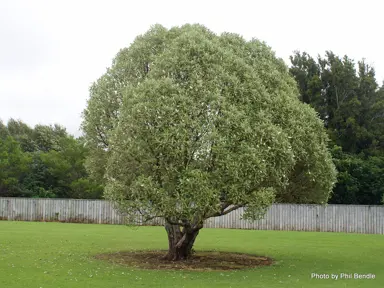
[1,0,383,137]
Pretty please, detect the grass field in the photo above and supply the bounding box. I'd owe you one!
[0,221,383,288]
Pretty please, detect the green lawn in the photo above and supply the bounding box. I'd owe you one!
[0,221,383,288]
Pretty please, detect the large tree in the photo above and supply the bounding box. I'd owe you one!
[82,24,337,260]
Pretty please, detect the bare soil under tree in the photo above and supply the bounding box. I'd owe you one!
[94,250,273,271]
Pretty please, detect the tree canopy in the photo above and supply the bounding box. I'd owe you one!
[2,27,383,211]
[82,24,337,260]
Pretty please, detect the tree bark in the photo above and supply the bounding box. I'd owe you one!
[163,221,201,261]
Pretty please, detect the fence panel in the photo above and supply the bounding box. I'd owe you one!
[0,198,383,234]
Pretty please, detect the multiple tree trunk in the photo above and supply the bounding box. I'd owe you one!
[163,221,202,261]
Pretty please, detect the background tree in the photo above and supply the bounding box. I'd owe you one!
[329,146,384,204]
[6,118,36,152]
[83,24,337,261]
[35,136,103,199]
[290,51,384,205]
[32,124,68,152]
[0,120,102,199]
[0,120,10,139]
[0,135,31,196]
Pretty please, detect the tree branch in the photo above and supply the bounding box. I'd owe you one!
[165,217,187,227]
[155,155,163,188]
[175,233,186,248]
[220,202,230,211]
[95,125,109,147]
[221,205,243,215]
[137,209,161,223]
[207,137,216,172]
[208,204,243,218]
[190,214,204,230]
[370,112,384,123]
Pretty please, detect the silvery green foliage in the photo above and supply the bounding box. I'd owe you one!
[83,24,337,224]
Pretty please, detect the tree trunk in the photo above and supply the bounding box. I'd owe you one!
[163,221,201,261]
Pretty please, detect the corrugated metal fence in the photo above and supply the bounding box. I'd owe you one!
[0,197,383,234]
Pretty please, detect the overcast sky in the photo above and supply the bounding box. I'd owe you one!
[1,0,383,137]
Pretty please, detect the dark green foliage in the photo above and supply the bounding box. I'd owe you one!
[290,51,384,204]
[6,119,36,152]
[0,120,103,199]
[0,121,10,139]
[0,135,31,196]
[290,51,384,154]
[329,147,384,205]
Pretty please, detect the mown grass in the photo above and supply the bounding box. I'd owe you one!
[0,221,383,287]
